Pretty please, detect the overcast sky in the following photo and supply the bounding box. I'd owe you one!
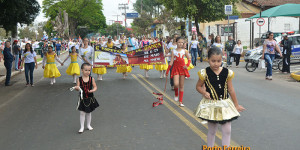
[35,0,136,27]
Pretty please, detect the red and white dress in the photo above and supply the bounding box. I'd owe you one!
[171,49,190,78]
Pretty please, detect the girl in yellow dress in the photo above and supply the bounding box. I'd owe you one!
[116,44,132,79]
[140,63,153,78]
[62,46,82,83]
[139,39,153,78]
[155,57,168,79]
[105,38,114,48]
[91,38,110,80]
[42,46,63,85]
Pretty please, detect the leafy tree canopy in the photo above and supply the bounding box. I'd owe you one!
[159,0,239,35]
[133,0,162,15]
[0,0,40,35]
[132,12,154,36]
[101,23,131,37]
[43,0,106,37]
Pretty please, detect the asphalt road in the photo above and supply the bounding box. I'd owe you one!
[0,54,299,150]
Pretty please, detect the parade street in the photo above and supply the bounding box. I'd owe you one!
[0,52,299,150]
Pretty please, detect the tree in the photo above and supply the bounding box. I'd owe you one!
[132,12,155,36]
[0,28,8,39]
[134,0,162,17]
[159,0,239,36]
[157,9,181,35]
[0,0,40,38]
[18,23,45,40]
[43,0,106,38]
[18,25,36,40]
[101,23,131,37]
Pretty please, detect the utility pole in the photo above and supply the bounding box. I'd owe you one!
[113,15,121,37]
[118,3,129,28]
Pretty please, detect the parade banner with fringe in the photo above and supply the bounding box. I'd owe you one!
[93,42,165,68]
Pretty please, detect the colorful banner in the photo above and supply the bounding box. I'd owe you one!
[93,42,165,67]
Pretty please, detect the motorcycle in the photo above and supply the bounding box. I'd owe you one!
[245,48,282,72]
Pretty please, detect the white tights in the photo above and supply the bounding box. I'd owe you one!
[79,111,92,130]
[207,122,231,147]
[73,75,77,83]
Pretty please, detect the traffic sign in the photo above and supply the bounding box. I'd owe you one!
[225,5,233,15]
[256,18,265,26]
[126,13,139,19]
[226,15,239,20]
[115,21,123,24]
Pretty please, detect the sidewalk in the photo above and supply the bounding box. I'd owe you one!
[0,51,68,83]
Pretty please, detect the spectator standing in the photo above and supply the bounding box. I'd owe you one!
[20,43,38,86]
[12,40,21,70]
[225,36,236,67]
[262,32,282,80]
[198,35,205,62]
[280,33,292,74]
[3,41,14,86]
[232,40,243,67]
[38,40,44,57]
[55,41,62,57]
[212,35,224,54]
[189,35,200,66]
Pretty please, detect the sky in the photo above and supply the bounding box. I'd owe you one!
[35,0,137,27]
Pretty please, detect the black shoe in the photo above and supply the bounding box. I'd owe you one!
[5,83,12,86]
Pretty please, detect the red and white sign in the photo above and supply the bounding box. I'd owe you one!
[115,21,123,24]
[256,18,265,26]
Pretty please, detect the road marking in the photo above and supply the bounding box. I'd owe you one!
[131,74,218,146]
[137,74,240,147]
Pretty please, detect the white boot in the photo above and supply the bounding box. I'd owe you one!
[99,75,103,80]
[86,113,93,131]
[145,70,149,78]
[73,75,77,84]
[160,71,163,79]
[97,74,101,80]
[50,78,53,85]
[53,78,56,83]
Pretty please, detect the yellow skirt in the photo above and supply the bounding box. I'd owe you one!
[92,67,107,75]
[155,60,168,71]
[184,58,194,71]
[116,65,132,73]
[140,64,153,70]
[194,98,240,124]
[66,63,80,76]
[44,64,61,78]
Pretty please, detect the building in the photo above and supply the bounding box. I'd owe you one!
[198,0,300,49]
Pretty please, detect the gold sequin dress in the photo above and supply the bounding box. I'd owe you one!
[194,67,240,124]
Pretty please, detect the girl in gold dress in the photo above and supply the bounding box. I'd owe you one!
[194,47,245,147]
[62,46,83,83]
[42,46,63,85]
[115,44,132,79]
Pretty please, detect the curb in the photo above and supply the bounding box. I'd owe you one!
[291,71,300,81]
[0,51,68,83]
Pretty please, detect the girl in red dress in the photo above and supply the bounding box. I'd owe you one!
[166,37,191,107]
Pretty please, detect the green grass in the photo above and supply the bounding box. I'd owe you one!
[37,58,43,62]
